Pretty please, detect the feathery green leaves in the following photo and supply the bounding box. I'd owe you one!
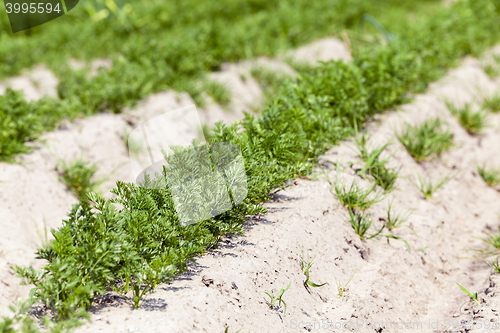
[478,165,500,186]
[446,102,488,135]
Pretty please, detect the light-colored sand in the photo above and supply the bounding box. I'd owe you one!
[0,65,59,102]
[1,39,500,333]
[285,37,353,65]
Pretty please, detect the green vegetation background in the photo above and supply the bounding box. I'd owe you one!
[0,0,442,161]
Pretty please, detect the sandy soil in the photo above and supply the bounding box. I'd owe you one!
[0,65,59,102]
[1,39,500,333]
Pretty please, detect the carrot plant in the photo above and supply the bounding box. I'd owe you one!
[446,102,488,135]
[354,135,400,192]
[347,209,384,241]
[386,201,412,231]
[479,226,500,256]
[300,251,327,291]
[483,54,500,79]
[397,118,454,162]
[0,297,88,333]
[328,168,383,212]
[262,282,291,314]
[456,282,480,312]
[482,92,500,113]
[250,66,292,104]
[413,173,452,199]
[335,269,356,300]
[202,79,232,106]
[0,1,498,163]
[0,89,80,162]
[0,0,448,162]
[478,165,500,186]
[484,64,500,79]
[56,159,104,200]
[486,258,500,273]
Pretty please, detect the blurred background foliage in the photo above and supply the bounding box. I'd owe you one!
[0,0,486,162]
[0,0,443,77]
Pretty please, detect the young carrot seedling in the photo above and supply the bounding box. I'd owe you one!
[325,163,383,212]
[56,158,104,200]
[486,258,500,274]
[300,251,327,291]
[386,201,412,231]
[354,134,400,193]
[446,101,488,135]
[413,173,452,199]
[456,282,480,312]
[477,226,500,256]
[482,92,500,113]
[335,269,356,300]
[397,118,454,162]
[262,282,291,314]
[478,165,500,187]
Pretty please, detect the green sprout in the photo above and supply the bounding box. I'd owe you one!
[483,58,500,79]
[386,201,412,231]
[484,64,500,78]
[347,209,384,241]
[300,251,327,291]
[479,226,500,256]
[262,282,291,314]
[56,158,103,200]
[486,258,500,274]
[446,102,488,135]
[335,269,357,299]
[482,92,500,113]
[478,165,500,186]
[202,78,232,106]
[456,282,480,312]
[354,135,400,193]
[330,174,384,212]
[224,328,242,333]
[413,174,452,200]
[397,118,454,162]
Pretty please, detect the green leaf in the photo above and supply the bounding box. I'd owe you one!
[307,280,327,288]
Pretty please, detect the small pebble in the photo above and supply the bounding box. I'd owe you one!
[129,328,135,332]
[95,316,101,321]
[453,313,460,318]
